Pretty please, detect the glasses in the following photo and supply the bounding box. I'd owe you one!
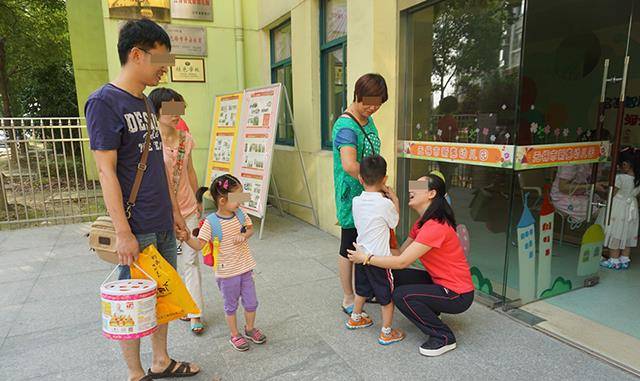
[135,47,175,66]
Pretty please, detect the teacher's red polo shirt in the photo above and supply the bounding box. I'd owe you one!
[409,219,474,294]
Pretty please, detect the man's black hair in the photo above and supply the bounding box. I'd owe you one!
[118,19,171,66]
[148,88,184,116]
[360,155,387,186]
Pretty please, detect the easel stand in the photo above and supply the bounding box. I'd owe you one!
[260,86,319,239]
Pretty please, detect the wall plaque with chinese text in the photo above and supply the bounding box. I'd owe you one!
[170,58,206,82]
[171,0,213,21]
[164,25,207,56]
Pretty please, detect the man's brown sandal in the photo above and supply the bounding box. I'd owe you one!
[147,359,199,379]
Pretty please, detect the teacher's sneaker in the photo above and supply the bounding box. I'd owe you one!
[378,328,405,345]
[419,337,457,357]
[346,315,373,330]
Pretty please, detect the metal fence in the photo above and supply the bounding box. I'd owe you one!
[0,117,104,229]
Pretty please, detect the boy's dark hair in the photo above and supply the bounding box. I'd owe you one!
[360,155,387,186]
[118,19,171,66]
[353,73,388,104]
[148,88,184,116]
[196,174,242,207]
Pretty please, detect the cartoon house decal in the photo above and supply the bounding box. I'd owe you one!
[517,193,537,303]
[577,224,605,276]
[537,186,554,297]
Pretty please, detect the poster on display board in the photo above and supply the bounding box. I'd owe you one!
[233,84,282,217]
[206,92,244,188]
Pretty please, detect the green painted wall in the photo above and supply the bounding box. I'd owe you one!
[66,0,109,179]
[67,0,258,184]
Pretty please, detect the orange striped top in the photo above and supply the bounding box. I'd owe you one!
[197,212,256,278]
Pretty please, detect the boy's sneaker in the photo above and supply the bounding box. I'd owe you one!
[244,327,267,344]
[346,315,373,330]
[419,337,457,357]
[600,258,621,270]
[229,335,249,351]
[378,328,405,345]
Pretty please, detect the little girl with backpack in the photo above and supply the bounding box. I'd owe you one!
[183,174,267,351]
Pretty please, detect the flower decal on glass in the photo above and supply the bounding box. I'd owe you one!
[530,123,538,134]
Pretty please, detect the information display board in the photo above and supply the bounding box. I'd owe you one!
[206,84,282,218]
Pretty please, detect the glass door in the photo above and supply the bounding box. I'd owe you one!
[398,0,636,307]
[397,0,524,301]
[503,0,635,306]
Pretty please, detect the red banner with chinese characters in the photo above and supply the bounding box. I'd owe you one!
[514,141,610,170]
[398,140,514,168]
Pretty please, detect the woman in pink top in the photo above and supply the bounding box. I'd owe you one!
[149,88,205,334]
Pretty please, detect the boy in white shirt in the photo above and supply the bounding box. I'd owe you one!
[347,155,405,345]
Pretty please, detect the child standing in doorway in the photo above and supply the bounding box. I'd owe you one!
[347,155,405,345]
[182,174,267,351]
[601,148,640,270]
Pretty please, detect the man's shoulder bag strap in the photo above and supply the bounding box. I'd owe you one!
[125,95,154,219]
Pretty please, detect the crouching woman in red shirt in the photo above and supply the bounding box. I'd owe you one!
[348,173,474,357]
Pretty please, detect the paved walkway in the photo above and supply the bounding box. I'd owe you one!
[0,212,636,380]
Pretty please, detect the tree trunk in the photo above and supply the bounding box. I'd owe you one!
[0,38,11,117]
[0,38,12,211]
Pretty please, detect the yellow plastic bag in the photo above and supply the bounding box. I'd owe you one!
[131,245,200,324]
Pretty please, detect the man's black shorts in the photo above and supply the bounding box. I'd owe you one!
[355,263,394,305]
[339,228,358,258]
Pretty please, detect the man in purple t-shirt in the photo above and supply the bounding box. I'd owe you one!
[85,19,200,380]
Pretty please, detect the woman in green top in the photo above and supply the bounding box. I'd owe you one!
[333,73,387,314]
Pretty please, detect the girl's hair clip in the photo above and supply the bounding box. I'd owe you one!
[223,179,229,189]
